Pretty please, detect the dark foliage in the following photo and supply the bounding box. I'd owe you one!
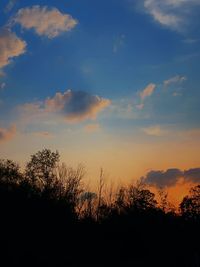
[0,149,200,266]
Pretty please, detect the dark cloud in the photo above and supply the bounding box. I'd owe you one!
[142,167,200,188]
[45,90,111,122]
[184,168,200,183]
[143,168,183,187]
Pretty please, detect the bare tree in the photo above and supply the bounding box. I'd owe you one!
[56,163,85,213]
[79,191,97,218]
[96,168,105,221]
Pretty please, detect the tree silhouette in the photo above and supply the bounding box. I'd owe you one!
[57,163,85,213]
[0,159,22,184]
[1,148,200,267]
[25,148,60,189]
[128,186,157,211]
[180,185,200,220]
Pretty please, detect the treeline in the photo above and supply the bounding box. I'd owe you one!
[0,149,200,267]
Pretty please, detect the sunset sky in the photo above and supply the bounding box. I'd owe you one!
[0,0,200,195]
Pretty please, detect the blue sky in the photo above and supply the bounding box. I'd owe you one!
[0,0,200,182]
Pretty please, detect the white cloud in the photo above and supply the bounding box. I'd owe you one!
[14,5,78,38]
[144,0,181,29]
[164,75,187,87]
[0,28,26,69]
[142,0,200,31]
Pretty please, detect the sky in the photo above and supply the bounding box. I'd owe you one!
[0,0,200,198]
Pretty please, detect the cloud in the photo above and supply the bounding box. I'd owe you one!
[0,70,4,77]
[142,168,183,187]
[113,34,125,53]
[183,38,198,44]
[184,168,200,183]
[19,102,45,122]
[136,103,144,110]
[144,0,181,30]
[180,129,200,139]
[172,92,182,97]
[20,90,111,123]
[140,83,156,101]
[136,83,156,109]
[33,131,53,138]
[142,167,200,187]
[142,0,200,31]
[45,90,111,122]
[14,5,78,38]
[4,0,17,13]
[84,123,101,133]
[0,124,17,143]
[0,28,26,69]
[136,74,186,110]
[142,125,168,136]
[0,82,6,90]
[164,75,187,87]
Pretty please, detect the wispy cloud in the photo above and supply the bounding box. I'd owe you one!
[164,75,187,87]
[4,0,17,13]
[113,34,125,53]
[33,131,53,138]
[136,74,186,110]
[183,38,199,44]
[136,83,156,110]
[13,5,78,38]
[140,83,156,100]
[0,82,6,90]
[141,0,200,31]
[0,70,4,77]
[136,103,144,110]
[142,125,168,136]
[84,123,101,133]
[0,28,26,69]
[0,124,16,143]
